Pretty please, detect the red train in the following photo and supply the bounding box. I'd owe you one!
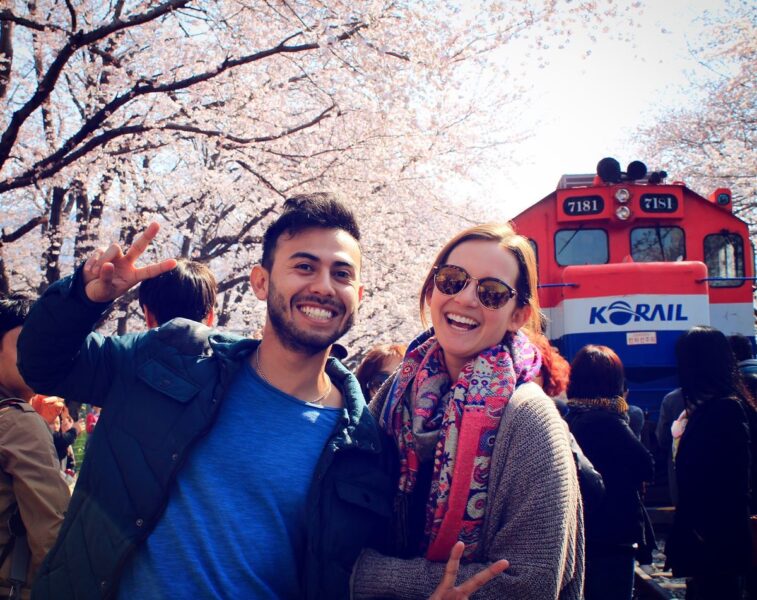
[511,158,756,418]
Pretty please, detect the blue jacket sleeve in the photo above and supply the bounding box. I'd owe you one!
[17,267,135,408]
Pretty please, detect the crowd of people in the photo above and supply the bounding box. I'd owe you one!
[0,193,755,599]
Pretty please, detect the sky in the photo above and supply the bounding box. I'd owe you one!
[479,0,729,220]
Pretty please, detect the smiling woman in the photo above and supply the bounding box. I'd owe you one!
[352,222,584,600]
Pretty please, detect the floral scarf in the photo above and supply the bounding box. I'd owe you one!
[379,329,541,561]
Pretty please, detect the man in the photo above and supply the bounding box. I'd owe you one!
[138,259,216,327]
[19,195,506,599]
[729,333,757,399]
[0,295,70,599]
[17,195,394,599]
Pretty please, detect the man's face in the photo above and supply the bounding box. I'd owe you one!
[256,228,363,355]
[0,326,34,400]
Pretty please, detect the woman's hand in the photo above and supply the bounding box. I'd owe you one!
[429,542,509,600]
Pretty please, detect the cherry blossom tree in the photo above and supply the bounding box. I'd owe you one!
[635,0,755,232]
[1,0,638,359]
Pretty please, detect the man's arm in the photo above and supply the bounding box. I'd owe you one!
[0,408,70,577]
[18,223,176,403]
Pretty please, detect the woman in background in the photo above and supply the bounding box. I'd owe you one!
[665,326,755,600]
[565,344,653,600]
[355,343,406,401]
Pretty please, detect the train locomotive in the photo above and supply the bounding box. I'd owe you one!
[511,158,756,420]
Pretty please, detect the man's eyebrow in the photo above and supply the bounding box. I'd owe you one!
[289,251,320,262]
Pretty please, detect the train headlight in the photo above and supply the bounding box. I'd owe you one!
[614,188,631,203]
[615,205,631,220]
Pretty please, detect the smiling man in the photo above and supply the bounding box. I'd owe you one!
[17,195,394,600]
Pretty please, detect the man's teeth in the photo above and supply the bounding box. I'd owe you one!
[447,313,479,327]
[300,306,335,320]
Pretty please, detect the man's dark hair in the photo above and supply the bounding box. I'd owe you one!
[0,293,34,341]
[261,193,361,271]
[728,333,755,362]
[138,260,217,326]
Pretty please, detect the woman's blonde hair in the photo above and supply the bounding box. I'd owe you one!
[419,222,541,333]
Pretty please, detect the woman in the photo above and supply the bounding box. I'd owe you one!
[351,223,583,599]
[665,326,755,600]
[564,345,654,600]
[355,343,407,401]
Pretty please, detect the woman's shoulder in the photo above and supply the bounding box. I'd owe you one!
[510,381,553,408]
[696,394,748,417]
[503,382,570,443]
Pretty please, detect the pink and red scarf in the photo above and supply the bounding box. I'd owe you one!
[379,330,541,561]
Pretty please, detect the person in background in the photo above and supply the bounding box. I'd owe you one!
[665,326,755,600]
[729,333,757,400]
[656,387,685,504]
[138,258,216,327]
[85,406,100,435]
[528,331,605,518]
[352,222,583,599]
[29,394,64,426]
[355,343,407,401]
[0,294,70,599]
[565,344,654,600]
[52,408,84,471]
[527,331,571,407]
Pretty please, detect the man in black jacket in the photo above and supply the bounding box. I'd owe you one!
[20,196,395,599]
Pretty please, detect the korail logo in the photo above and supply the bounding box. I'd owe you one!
[589,300,689,326]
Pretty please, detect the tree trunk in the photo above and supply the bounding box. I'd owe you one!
[39,186,66,293]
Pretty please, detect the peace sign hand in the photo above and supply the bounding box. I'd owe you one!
[429,542,509,600]
[82,222,177,303]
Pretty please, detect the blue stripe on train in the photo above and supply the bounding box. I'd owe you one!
[553,330,684,418]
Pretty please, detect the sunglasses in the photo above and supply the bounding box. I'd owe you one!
[368,372,391,390]
[433,264,517,310]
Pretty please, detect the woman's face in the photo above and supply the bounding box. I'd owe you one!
[429,240,530,371]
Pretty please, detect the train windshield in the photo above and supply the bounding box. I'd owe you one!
[630,227,685,262]
[704,233,745,287]
[555,228,608,266]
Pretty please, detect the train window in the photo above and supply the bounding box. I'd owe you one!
[704,233,745,287]
[630,227,685,262]
[554,229,608,266]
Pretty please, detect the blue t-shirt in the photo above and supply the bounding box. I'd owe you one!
[118,361,340,599]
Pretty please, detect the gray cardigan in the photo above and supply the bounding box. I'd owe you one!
[352,381,585,600]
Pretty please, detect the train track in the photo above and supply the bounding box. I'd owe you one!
[633,507,685,599]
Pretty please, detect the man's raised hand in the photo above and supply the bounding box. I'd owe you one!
[429,542,509,600]
[83,222,177,303]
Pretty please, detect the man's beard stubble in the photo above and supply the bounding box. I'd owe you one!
[266,281,355,356]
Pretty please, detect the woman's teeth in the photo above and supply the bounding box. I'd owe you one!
[446,313,479,329]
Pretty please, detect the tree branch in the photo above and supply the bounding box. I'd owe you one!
[64,0,77,32]
[0,0,190,170]
[0,9,61,33]
[0,215,48,244]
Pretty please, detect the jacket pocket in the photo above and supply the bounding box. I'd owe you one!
[136,360,199,402]
[335,478,392,517]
